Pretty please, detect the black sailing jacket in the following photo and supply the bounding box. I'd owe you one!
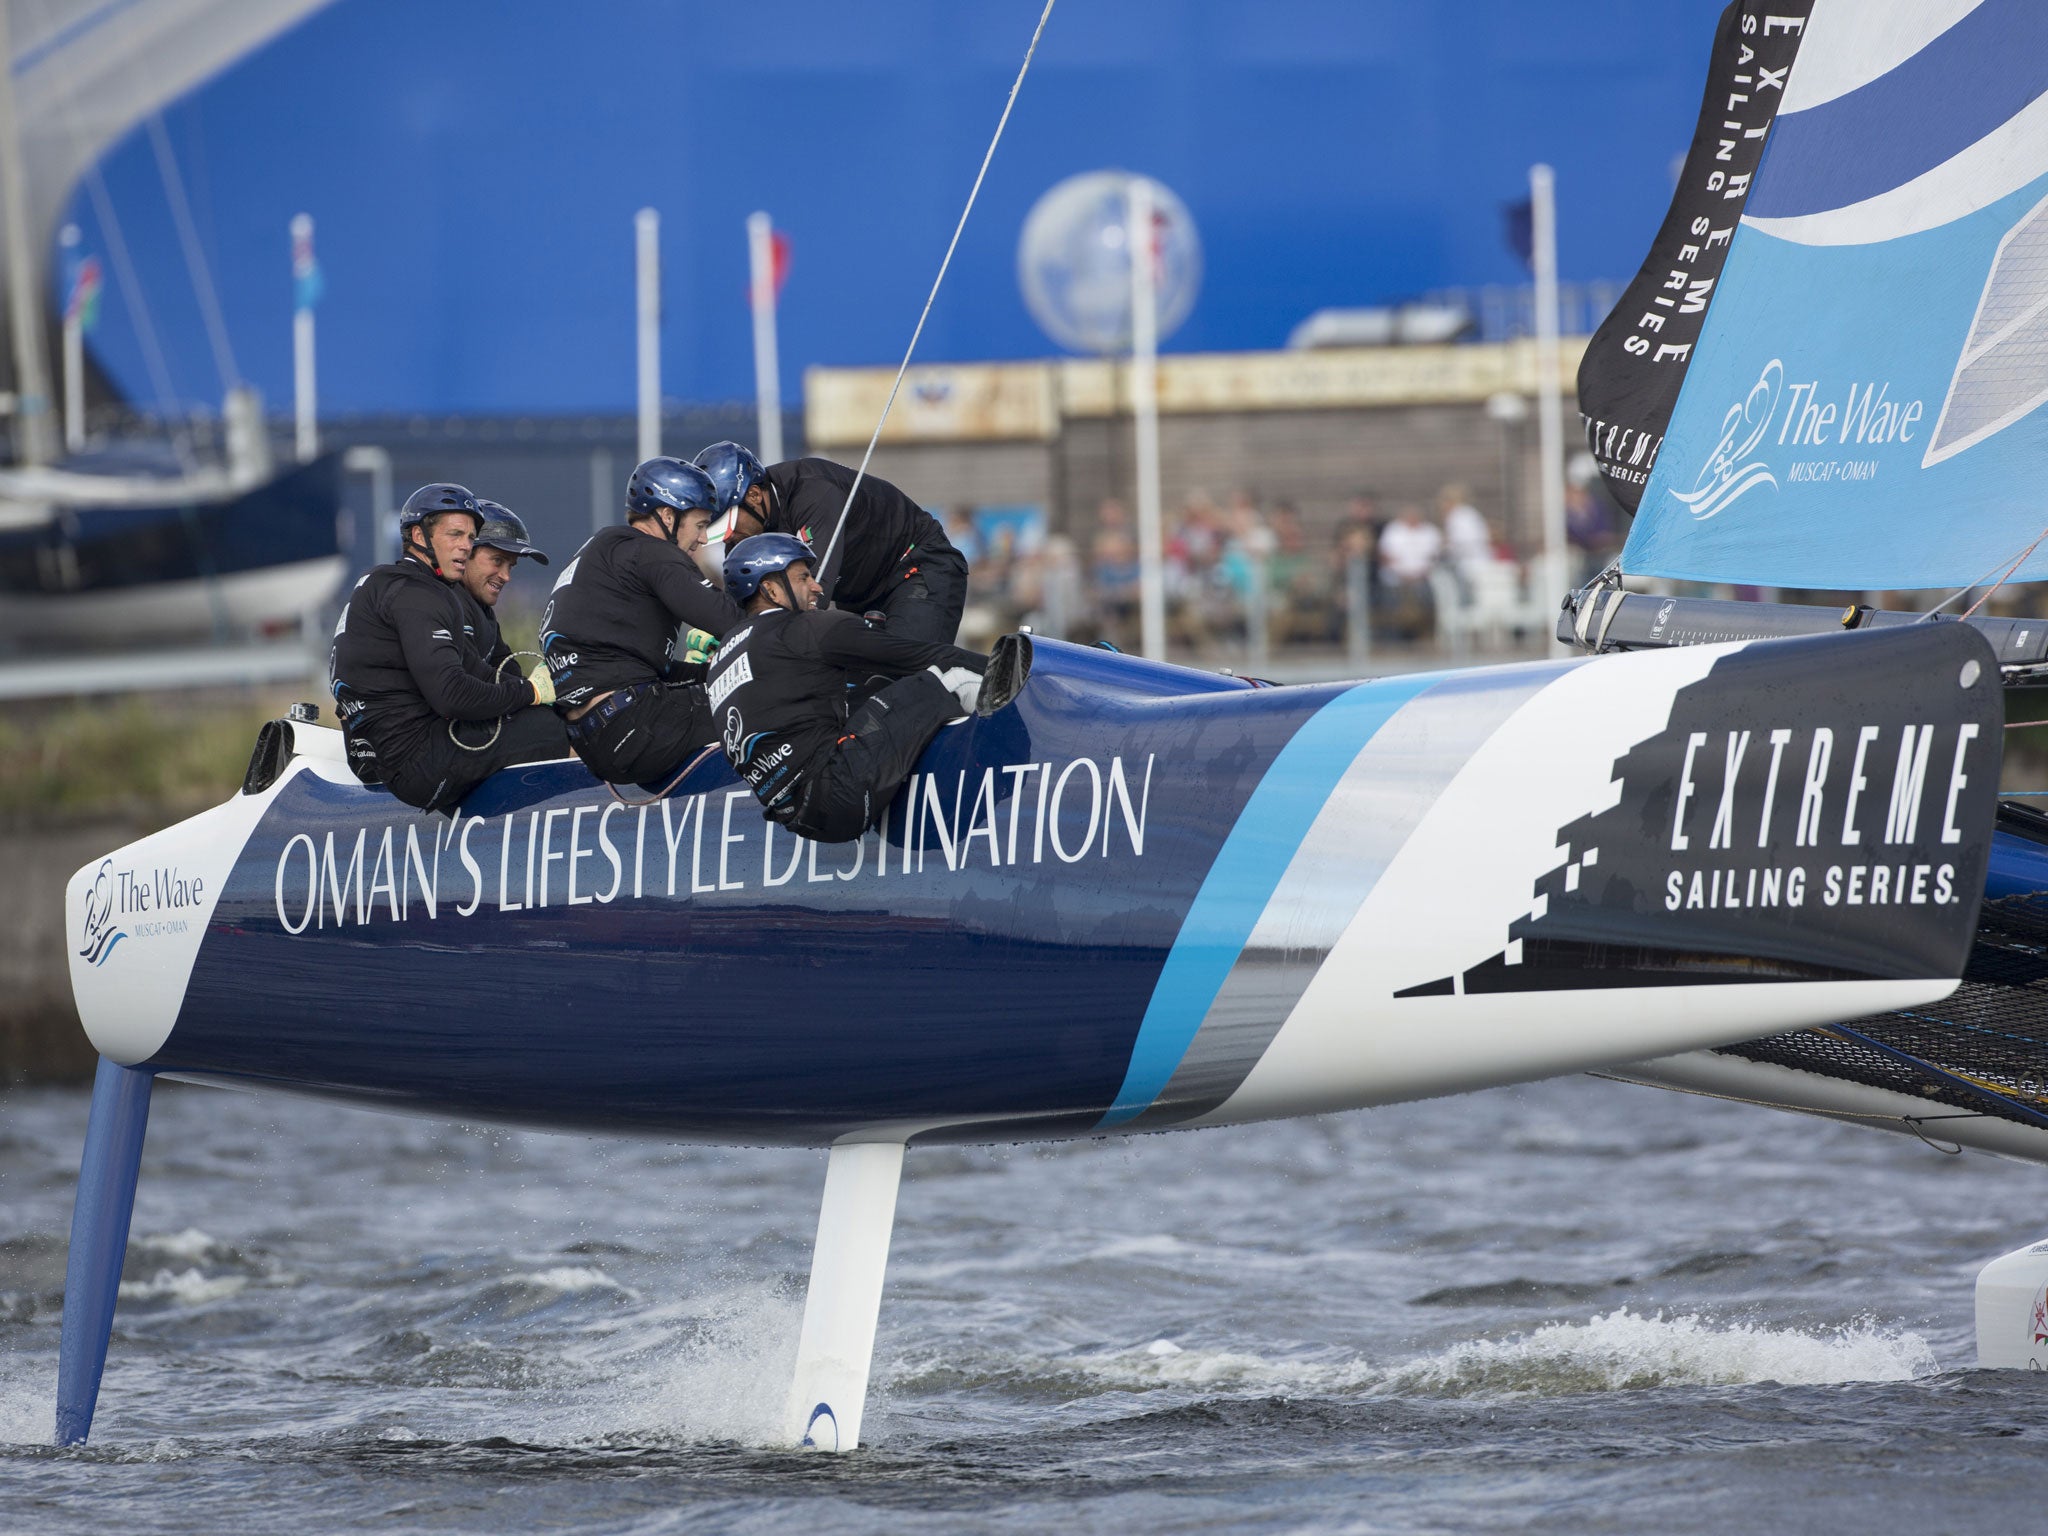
[539,524,745,708]
[330,556,533,777]
[704,605,984,813]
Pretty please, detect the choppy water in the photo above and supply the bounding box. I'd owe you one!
[5,1072,2048,1532]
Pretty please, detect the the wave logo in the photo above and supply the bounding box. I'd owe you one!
[1671,359,1782,520]
[77,858,126,968]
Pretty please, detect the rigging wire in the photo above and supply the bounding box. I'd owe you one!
[23,0,196,462]
[146,113,240,393]
[1960,521,2048,620]
[1918,522,2048,620]
[811,0,1056,597]
[80,164,195,465]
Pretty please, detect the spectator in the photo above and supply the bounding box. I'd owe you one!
[1268,502,1334,643]
[1378,503,1442,641]
[1438,482,1493,582]
[1565,480,1618,583]
[1210,493,1269,637]
[944,506,984,566]
[1335,493,1382,647]
[1090,497,1140,648]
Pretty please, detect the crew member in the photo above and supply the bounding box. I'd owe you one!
[705,532,985,844]
[458,500,551,669]
[694,441,969,645]
[331,483,565,812]
[541,457,745,787]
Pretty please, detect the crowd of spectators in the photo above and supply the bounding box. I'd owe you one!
[948,473,1626,658]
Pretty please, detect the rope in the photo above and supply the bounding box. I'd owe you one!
[811,0,1056,598]
[1917,521,2048,621]
[1960,521,2048,619]
[604,743,722,807]
[448,649,544,752]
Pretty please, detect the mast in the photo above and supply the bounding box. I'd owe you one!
[0,1,57,466]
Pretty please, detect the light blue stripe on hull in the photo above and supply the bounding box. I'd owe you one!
[1097,665,1577,1130]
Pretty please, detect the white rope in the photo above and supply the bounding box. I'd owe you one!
[812,0,1056,596]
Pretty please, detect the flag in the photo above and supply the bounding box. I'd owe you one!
[746,226,793,303]
[292,214,323,311]
[1502,197,1534,273]
[770,228,791,297]
[64,254,102,332]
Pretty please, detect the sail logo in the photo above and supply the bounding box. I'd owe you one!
[76,858,125,968]
[1672,359,1782,519]
[1672,358,1929,519]
[77,856,204,963]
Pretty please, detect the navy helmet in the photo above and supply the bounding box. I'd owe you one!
[724,532,816,604]
[693,440,766,513]
[398,482,482,532]
[625,457,720,539]
[472,501,549,565]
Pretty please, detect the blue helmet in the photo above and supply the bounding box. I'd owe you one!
[625,457,720,537]
[472,500,549,565]
[399,482,482,531]
[693,440,766,512]
[724,533,816,604]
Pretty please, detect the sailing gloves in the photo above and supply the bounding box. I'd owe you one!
[528,662,556,707]
[929,665,982,717]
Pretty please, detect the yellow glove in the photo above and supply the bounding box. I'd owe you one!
[683,627,717,667]
[528,662,556,706]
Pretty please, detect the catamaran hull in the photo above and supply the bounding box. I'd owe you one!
[64,624,2001,1145]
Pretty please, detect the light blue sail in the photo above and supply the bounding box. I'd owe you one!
[1624,0,2048,591]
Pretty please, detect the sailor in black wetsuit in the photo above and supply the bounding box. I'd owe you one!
[705,533,985,844]
[330,483,566,812]
[457,500,549,670]
[540,457,745,788]
[694,440,969,645]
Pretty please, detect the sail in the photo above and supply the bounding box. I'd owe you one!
[0,0,334,393]
[1577,2,1814,512]
[1617,0,2048,590]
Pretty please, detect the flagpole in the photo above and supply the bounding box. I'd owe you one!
[291,213,318,463]
[636,208,661,463]
[1530,163,1568,656]
[60,225,83,452]
[1128,176,1166,663]
[748,211,784,464]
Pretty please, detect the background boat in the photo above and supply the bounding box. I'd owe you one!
[0,0,343,651]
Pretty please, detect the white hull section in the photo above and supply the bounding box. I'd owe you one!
[0,555,344,644]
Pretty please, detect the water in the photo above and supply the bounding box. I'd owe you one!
[5,1072,2048,1531]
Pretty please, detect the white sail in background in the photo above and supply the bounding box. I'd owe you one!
[0,0,334,389]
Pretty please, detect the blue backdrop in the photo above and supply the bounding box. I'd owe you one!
[69,0,1726,416]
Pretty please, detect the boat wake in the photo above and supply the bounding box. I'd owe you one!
[539,1283,803,1448]
[1010,1308,1935,1403]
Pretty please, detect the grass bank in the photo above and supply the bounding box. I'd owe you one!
[0,690,298,830]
